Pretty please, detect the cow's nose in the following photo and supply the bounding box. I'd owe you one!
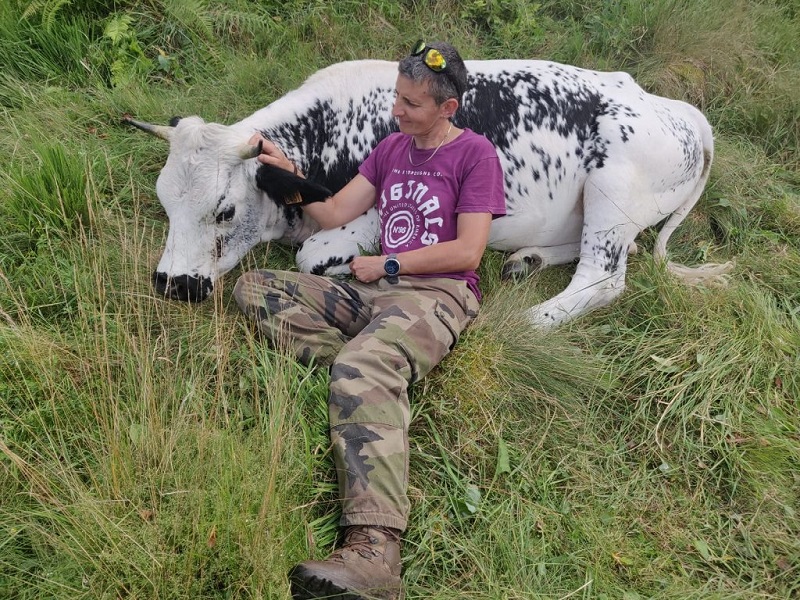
[152,271,213,302]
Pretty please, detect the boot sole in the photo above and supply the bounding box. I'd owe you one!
[289,564,400,600]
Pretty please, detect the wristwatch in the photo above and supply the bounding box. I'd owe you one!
[384,253,400,284]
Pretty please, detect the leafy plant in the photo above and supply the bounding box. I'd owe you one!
[20,0,74,31]
[101,13,153,87]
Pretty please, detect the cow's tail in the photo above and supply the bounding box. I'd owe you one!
[653,111,734,285]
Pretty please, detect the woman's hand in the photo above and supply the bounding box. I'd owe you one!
[350,255,387,283]
[248,133,297,173]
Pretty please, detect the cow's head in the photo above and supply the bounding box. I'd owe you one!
[126,116,278,302]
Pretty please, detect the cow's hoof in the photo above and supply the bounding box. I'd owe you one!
[525,303,567,329]
[501,254,542,280]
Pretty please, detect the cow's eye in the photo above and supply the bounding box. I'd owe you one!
[216,206,236,223]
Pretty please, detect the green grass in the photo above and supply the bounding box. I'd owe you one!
[1,0,798,598]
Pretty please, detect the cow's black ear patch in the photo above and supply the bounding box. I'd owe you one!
[255,164,332,207]
[169,116,182,126]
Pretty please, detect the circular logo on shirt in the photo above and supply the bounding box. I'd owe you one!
[385,209,417,247]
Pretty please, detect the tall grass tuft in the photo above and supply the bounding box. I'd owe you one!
[5,144,91,239]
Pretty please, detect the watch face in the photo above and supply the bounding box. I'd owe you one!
[384,258,400,276]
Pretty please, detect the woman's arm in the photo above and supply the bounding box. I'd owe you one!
[250,134,376,229]
[349,212,493,283]
[303,174,376,230]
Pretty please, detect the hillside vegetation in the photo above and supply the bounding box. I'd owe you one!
[1,1,798,598]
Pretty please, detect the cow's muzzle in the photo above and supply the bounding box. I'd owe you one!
[153,271,213,302]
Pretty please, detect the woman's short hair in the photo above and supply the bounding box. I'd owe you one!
[398,41,468,105]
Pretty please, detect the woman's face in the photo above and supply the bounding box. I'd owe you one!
[391,74,449,137]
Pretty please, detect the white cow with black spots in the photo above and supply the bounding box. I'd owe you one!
[126,59,730,327]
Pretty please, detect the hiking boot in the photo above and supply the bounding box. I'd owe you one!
[289,525,402,600]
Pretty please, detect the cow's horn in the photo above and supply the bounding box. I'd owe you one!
[123,116,173,141]
[239,139,263,160]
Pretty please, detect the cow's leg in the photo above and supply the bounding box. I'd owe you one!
[296,210,379,277]
[526,175,642,327]
[501,243,581,279]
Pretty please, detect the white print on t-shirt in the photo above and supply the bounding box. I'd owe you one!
[381,178,445,248]
[392,168,443,178]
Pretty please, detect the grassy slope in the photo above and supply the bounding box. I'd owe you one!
[1,0,798,598]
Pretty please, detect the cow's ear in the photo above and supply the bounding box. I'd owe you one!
[169,116,182,127]
[255,164,332,207]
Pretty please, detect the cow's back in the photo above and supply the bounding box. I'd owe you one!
[267,59,720,326]
[269,59,710,249]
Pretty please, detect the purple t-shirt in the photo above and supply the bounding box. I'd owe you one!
[358,128,506,300]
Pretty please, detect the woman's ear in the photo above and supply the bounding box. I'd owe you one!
[441,97,459,119]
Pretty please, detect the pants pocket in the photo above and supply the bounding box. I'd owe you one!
[433,300,463,351]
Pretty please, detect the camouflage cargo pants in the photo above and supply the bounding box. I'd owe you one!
[234,271,479,531]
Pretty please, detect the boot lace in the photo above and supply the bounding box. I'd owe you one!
[331,526,399,561]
